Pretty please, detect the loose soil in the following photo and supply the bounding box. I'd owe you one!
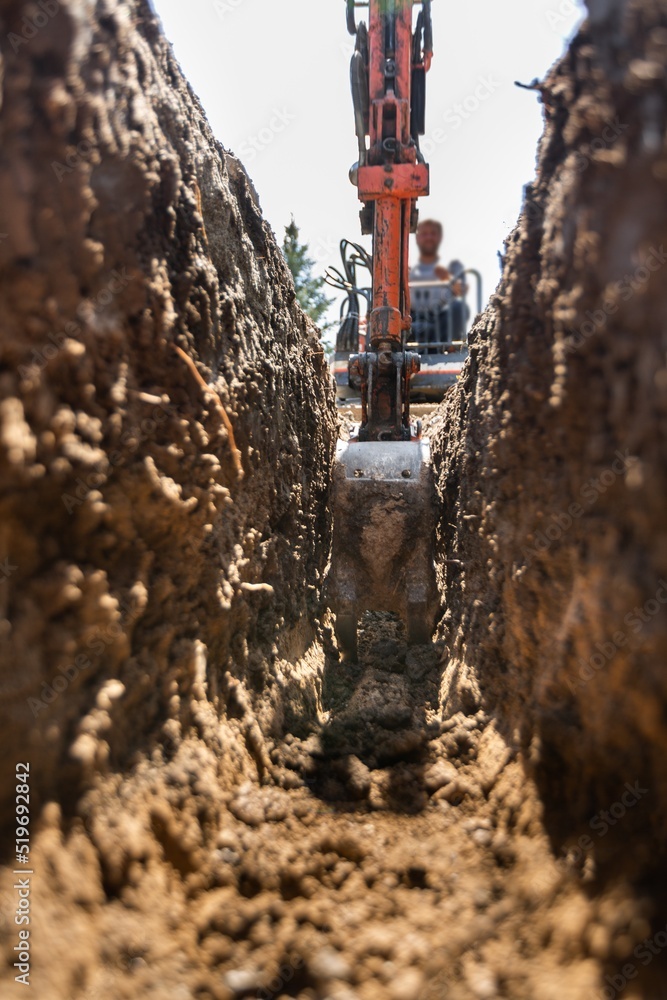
[2,1,667,999]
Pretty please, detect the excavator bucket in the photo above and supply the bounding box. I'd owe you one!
[328,438,439,661]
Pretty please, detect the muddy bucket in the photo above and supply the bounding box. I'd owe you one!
[327,438,439,661]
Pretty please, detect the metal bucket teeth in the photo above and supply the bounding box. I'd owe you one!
[327,439,439,661]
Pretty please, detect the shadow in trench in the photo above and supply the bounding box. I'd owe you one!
[305,612,444,814]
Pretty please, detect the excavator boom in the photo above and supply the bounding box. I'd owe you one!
[349,0,431,440]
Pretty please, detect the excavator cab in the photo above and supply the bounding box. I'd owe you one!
[330,263,483,404]
[408,269,482,399]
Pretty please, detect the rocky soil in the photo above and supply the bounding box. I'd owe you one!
[1,1,667,999]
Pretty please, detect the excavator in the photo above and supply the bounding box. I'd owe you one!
[327,0,439,660]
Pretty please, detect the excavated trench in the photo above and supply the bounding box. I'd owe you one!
[1,1,667,998]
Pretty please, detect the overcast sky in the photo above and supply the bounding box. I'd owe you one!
[150,0,584,329]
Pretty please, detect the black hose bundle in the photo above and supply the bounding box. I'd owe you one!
[325,240,372,353]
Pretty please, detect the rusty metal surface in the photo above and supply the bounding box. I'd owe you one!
[357,163,430,200]
[349,348,421,441]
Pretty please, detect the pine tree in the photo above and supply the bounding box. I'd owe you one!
[282,218,333,329]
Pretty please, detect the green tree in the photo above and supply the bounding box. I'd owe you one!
[282,218,334,329]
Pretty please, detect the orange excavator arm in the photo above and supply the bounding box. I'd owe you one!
[327,2,439,662]
[346,0,433,441]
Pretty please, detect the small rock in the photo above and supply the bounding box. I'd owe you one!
[453,730,476,755]
[390,968,425,1000]
[471,828,492,848]
[465,963,497,999]
[424,760,458,793]
[628,58,664,82]
[229,794,264,827]
[96,679,125,710]
[215,848,240,865]
[463,818,491,832]
[229,787,288,827]
[216,829,239,850]
[223,968,264,995]
[311,947,352,982]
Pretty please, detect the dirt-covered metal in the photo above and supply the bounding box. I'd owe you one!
[328,440,439,659]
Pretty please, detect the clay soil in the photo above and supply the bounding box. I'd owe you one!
[2,0,667,998]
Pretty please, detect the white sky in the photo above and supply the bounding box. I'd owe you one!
[150,0,585,329]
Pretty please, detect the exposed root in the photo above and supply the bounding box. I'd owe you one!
[172,343,244,480]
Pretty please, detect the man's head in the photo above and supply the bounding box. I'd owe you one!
[416,219,443,258]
